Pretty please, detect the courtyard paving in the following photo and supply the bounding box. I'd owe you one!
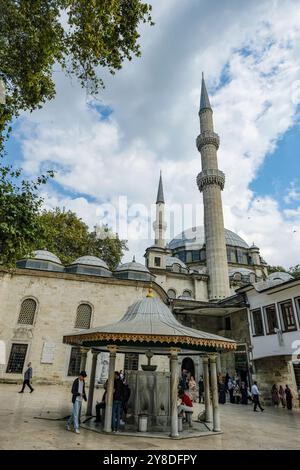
[0,384,299,450]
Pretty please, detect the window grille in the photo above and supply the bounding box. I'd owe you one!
[18,299,37,325]
[67,347,82,376]
[75,303,92,329]
[124,353,139,371]
[6,344,28,373]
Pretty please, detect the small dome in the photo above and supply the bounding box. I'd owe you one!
[166,256,187,269]
[116,260,150,273]
[267,272,293,282]
[33,250,62,264]
[229,267,253,275]
[72,255,109,269]
[249,243,260,251]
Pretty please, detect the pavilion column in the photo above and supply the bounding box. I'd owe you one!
[86,350,99,416]
[203,357,212,424]
[80,347,89,371]
[210,354,221,432]
[104,345,117,433]
[169,348,180,438]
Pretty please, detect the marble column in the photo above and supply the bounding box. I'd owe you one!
[103,345,117,433]
[79,347,89,371]
[169,348,180,438]
[210,354,221,432]
[86,350,98,416]
[203,357,212,423]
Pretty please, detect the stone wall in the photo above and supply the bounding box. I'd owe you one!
[253,355,299,408]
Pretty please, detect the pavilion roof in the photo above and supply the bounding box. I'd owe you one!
[63,294,236,352]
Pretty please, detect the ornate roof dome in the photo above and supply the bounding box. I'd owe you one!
[71,255,109,269]
[168,226,249,250]
[33,250,62,264]
[166,257,187,269]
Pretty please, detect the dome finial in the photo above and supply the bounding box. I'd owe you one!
[132,255,136,262]
[146,288,154,298]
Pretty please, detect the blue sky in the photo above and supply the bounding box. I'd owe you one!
[4,0,300,267]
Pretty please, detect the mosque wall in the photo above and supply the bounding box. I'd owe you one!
[0,269,163,384]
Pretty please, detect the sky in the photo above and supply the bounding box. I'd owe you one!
[5,0,300,268]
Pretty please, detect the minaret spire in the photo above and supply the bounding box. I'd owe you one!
[200,72,212,111]
[153,172,167,248]
[196,74,230,300]
[156,170,165,203]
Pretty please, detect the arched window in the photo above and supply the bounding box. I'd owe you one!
[172,263,181,273]
[18,298,37,325]
[182,290,192,298]
[233,272,242,282]
[167,289,176,299]
[75,303,92,329]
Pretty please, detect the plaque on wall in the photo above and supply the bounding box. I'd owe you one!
[41,342,56,364]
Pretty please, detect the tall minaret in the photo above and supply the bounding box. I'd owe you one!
[144,172,170,270]
[153,171,167,248]
[196,73,230,300]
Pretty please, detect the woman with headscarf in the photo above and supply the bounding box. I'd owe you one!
[271,384,280,407]
[285,385,293,410]
[278,385,286,408]
[240,381,248,405]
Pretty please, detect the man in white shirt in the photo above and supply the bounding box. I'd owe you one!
[251,381,264,412]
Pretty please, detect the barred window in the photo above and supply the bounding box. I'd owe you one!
[124,353,139,371]
[6,343,28,373]
[75,303,92,329]
[18,299,37,325]
[68,347,82,376]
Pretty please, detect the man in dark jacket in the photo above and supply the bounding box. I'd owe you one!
[67,371,87,434]
[19,362,34,393]
[95,380,107,423]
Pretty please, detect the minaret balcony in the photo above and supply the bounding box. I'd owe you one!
[197,169,225,192]
[196,131,220,151]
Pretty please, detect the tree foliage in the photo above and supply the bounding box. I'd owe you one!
[0,163,54,266]
[38,208,127,270]
[0,0,153,144]
[267,265,287,275]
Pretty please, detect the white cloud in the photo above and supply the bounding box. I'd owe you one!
[284,181,300,204]
[13,0,300,267]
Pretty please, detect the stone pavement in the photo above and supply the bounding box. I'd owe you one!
[0,384,299,450]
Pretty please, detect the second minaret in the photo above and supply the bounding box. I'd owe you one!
[196,74,230,300]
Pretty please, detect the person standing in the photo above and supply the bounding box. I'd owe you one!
[240,382,248,405]
[112,371,125,432]
[228,378,235,404]
[251,381,264,412]
[271,384,280,407]
[198,376,204,403]
[188,375,197,402]
[278,385,286,408]
[67,371,87,434]
[285,385,293,410]
[18,362,34,393]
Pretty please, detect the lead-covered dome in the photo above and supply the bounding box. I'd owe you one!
[66,255,111,277]
[168,226,249,250]
[114,258,154,282]
[16,249,64,272]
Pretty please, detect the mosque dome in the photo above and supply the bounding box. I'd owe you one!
[71,255,109,269]
[16,249,64,272]
[33,250,62,264]
[66,255,111,277]
[114,258,154,282]
[168,226,249,250]
[267,272,293,282]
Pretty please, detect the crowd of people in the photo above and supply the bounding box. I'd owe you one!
[64,367,297,433]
